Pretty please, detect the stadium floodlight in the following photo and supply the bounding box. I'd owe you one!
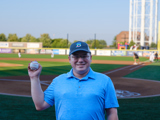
[129,0,159,47]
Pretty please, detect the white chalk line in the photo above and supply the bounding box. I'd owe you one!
[0,79,30,82]
[0,63,159,99]
[104,65,133,74]
[0,79,50,97]
[0,79,50,86]
[122,77,160,83]
[0,79,50,84]
[118,77,160,99]
[118,94,160,99]
[104,65,143,74]
[0,92,31,97]
[129,65,142,70]
[41,81,50,85]
[144,60,150,62]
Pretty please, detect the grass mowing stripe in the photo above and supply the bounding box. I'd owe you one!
[0,94,160,120]
[0,94,56,120]
[0,63,125,77]
[0,53,148,61]
[0,69,28,77]
[41,65,72,75]
[91,64,126,73]
[118,96,160,120]
[92,55,148,61]
[0,53,68,59]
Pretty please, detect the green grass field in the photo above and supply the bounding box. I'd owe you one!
[0,53,149,61]
[0,53,160,120]
[125,62,160,81]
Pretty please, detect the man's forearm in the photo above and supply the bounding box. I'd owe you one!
[30,78,45,110]
[106,108,119,120]
[107,114,118,120]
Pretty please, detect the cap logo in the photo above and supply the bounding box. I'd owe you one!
[76,42,81,48]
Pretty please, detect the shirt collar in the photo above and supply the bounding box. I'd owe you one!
[67,67,95,80]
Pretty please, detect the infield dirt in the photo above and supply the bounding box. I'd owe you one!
[0,58,159,98]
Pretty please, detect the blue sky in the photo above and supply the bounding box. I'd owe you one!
[1,0,160,45]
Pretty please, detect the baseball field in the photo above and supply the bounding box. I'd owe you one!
[0,53,160,120]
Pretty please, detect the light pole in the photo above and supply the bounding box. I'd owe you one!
[124,33,127,45]
[67,33,69,48]
[94,33,96,49]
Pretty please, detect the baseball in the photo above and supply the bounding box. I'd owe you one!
[30,61,39,70]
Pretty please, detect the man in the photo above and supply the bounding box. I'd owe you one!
[133,52,140,65]
[28,41,119,120]
[51,50,54,58]
[149,52,155,62]
[18,49,21,58]
[155,52,158,62]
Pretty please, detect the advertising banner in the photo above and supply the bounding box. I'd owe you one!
[40,49,46,54]
[127,51,143,56]
[96,50,111,56]
[26,49,39,54]
[12,43,24,47]
[59,49,65,55]
[0,42,9,47]
[53,49,59,54]
[67,49,95,55]
[45,49,52,54]
[27,43,39,48]
[111,50,126,56]
[142,51,151,57]
[67,49,69,55]
[0,48,12,53]
[90,50,95,55]
[13,49,25,53]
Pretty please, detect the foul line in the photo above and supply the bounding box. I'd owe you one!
[122,77,160,83]
[0,92,31,97]
[0,79,30,82]
[0,63,158,99]
[104,65,133,74]
[129,65,142,70]
[0,79,50,86]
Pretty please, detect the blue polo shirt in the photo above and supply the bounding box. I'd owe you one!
[44,68,119,120]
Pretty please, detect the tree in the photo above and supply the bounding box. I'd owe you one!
[51,38,63,48]
[30,36,38,42]
[129,40,136,48]
[0,33,6,41]
[86,39,107,49]
[86,40,93,48]
[7,34,19,42]
[51,38,71,48]
[73,40,79,43]
[18,38,22,42]
[99,40,107,48]
[150,42,157,48]
[110,36,117,48]
[21,34,37,42]
[39,34,51,47]
[59,39,69,48]
[91,40,99,48]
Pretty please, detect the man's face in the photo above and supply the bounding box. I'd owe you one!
[68,51,92,75]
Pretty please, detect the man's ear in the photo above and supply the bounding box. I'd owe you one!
[90,55,92,61]
[68,56,71,63]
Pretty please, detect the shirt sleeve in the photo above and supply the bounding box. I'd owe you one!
[44,80,55,106]
[104,77,119,109]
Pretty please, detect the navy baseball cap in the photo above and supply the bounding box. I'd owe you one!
[69,41,91,55]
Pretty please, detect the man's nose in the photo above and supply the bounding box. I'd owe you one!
[77,57,84,61]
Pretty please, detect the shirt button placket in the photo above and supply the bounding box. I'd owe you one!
[77,80,81,95]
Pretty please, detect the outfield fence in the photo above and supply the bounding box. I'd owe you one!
[0,47,159,57]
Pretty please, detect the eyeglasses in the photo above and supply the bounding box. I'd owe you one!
[71,55,90,60]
